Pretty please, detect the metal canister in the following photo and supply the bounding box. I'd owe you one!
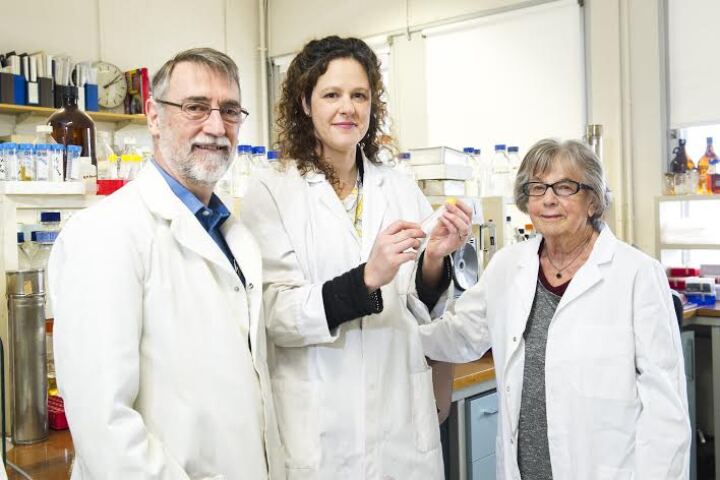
[6,269,48,444]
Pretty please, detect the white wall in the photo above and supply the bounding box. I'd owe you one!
[268,0,535,56]
[0,0,263,147]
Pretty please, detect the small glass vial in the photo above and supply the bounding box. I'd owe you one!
[17,143,35,181]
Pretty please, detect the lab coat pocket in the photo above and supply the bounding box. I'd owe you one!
[410,368,441,452]
[271,379,320,470]
[573,326,636,401]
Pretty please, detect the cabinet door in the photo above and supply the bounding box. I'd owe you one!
[471,454,495,480]
[466,390,499,463]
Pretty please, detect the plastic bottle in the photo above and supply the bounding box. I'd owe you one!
[4,143,18,181]
[504,215,516,246]
[418,198,458,250]
[34,144,50,181]
[267,150,281,171]
[0,144,6,180]
[66,145,82,181]
[491,144,511,197]
[233,144,252,197]
[49,144,65,182]
[40,212,61,231]
[96,131,116,180]
[698,137,718,194]
[396,152,415,180]
[17,143,35,181]
[120,138,142,181]
[463,147,479,197]
[251,146,268,171]
[17,232,31,270]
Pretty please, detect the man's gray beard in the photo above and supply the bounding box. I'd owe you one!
[158,136,231,187]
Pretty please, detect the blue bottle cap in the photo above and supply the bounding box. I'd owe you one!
[18,143,33,150]
[267,150,279,160]
[508,146,519,152]
[51,144,64,151]
[707,137,713,144]
[494,144,506,151]
[463,147,475,153]
[34,231,59,244]
[30,231,39,242]
[238,144,253,153]
[252,146,266,155]
[67,145,82,155]
[17,232,24,243]
[4,143,17,149]
[400,152,411,159]
[474,149,481,155]
[40,211,61,223]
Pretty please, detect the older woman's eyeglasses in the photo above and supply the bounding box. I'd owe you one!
[155,99,249,125]
[522,180,592,197]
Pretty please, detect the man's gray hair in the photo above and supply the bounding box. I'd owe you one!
[513,138,612,231]
[151,48,241,101]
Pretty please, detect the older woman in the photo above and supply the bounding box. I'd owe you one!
[240,36,472,478]
[419,139,691,479]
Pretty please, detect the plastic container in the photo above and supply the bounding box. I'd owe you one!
[491,144,512,197]
[97,179,126,196]
[233,144,252,197]
[48,396,68,430]
[0,143,6,180]
[39,212,61,231]
[66,145,82,181]
[251,146,268,170]
[34,144,50,181]
[33,125,56,145]
[668,267,701,277]
[119,139,142,181]
[18,143,35,181]
[49,144,64,182]
[17,232,32,270]
[396,152,414,180]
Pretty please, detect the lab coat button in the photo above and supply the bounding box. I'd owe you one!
[512,336,517,342]
[506,386,510,393]
[248,283,254,290]
[202,209,210,216]
[234,286,240,292]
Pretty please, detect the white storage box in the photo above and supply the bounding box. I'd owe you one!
[412,164,474,181]
[419,180,466,196]
[408,146,469,166]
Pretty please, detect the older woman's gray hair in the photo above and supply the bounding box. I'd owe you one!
[513,138,611,231]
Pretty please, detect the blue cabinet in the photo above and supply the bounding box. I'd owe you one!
[466,390,498,479]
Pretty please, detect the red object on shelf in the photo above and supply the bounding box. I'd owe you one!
[48,395,69,430]
[668,278,687,291]
[668,267,701,277]
[97,179,127,196]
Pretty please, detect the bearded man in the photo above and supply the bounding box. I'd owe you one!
[48,48,285,480]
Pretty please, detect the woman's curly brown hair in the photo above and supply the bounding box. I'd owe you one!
[275,36,388,189]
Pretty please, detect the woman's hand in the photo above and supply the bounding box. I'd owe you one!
[364,221,425,292]
[425,201,474,262]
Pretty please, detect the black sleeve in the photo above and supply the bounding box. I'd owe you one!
[322,263,383,331]
[415,251,453,311]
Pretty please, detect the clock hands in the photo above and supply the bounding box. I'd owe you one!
[103,74,124,89]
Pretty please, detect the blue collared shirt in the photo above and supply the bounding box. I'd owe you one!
[153,161,246,286]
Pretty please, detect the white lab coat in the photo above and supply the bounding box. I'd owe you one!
[240,158,446,480]
[420,226,691,480]
[49,165,285,480]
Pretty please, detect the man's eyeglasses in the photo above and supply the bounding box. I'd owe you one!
[155,99,249,125]
[522,180,592,197]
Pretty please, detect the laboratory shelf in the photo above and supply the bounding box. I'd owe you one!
[660,244,720,250]
[657,194,720,203]
[0,181,86,195]
[0,103,146,125]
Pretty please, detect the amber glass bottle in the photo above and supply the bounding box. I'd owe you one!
[47,86,97,179]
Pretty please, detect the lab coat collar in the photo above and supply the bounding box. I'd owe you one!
[300,151,387,254]
[134,164,238,280]
[504,225,618,374]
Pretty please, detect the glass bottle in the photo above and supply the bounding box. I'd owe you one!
[47,86,97,177]
[698,137,718,194]
[670,139,690,195]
